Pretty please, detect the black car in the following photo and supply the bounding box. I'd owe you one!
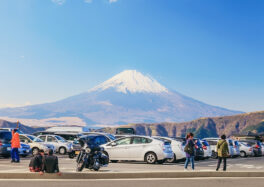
[0,131,12,158]
[69,133,115,159]
[240,140,262,157]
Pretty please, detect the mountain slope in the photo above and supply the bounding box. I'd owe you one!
[0,120,44,134]
[99,111,264,138]
[0,70,241,127]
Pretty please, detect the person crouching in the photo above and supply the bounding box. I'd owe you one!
[29,149,45,172]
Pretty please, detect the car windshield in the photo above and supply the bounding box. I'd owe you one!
[0,132,12,141]
[55,136,66,142]
[106,134,116,141]
[27,135,43,142]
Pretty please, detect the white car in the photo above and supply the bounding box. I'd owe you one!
[238,141,254,157]
[37,135,72,155]
[19,134,55,155]
[101,135,174,164]
[152,136,185,162]
[201,140,212,158]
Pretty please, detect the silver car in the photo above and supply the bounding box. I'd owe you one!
[37,135,72,154]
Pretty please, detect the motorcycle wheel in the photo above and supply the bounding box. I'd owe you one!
[76,159,85,172]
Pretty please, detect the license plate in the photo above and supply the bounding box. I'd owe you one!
[7,147,11,151]
[75,151,80,155]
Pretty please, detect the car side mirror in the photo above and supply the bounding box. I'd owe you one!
[111,142,117,146]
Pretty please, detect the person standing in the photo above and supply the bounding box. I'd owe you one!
[216,135,229,171]
[11,129,21,163]
[184,132,195,171]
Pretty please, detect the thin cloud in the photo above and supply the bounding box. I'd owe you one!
[51,0,66,5]
[84,0,93,3]
[109,0,118,3]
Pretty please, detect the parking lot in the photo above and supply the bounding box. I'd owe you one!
[1,156,264,173]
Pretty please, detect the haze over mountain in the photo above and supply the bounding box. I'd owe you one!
[0,70,242,127]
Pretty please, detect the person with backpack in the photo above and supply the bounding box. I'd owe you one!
[216,134,229,171]
[29,149,45,172]
[184,132,195,171]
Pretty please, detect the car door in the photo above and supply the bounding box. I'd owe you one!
[47,136,59,151]
[128,137,150,160]
[105,137,132,160]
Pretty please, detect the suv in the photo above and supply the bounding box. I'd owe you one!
[19,134,55,155]
[0,131,12,158]
[37,135,72,155]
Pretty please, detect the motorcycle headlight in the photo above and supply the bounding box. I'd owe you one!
[85,148,91,153]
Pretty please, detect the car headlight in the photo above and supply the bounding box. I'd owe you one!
[85,148,91,153]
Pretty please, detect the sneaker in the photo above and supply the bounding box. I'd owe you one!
[11,160,15,163]
[191,169,195,172]
[184,168,188,172]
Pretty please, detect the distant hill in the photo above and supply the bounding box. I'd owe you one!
[100,111,264,138]
[0,120,44,134]
[0,70,241,127]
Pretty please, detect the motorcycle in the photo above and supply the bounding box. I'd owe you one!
[76,137,109,172]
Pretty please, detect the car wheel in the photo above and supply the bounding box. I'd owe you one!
[167,154,176,163]
[32,147,39,156]
[212,151,218,159]
[110,160,118,163]
[59,147,67,155]
[240,151,247,157]
[145,152,157,164]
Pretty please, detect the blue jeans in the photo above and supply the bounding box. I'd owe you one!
[11,148,20,162]
[184,156,194,170]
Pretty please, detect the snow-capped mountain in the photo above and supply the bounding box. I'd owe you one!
[89,70,168,94]
[0,70,242,127]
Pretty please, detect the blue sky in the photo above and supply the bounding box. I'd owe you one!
[0,0,263,112]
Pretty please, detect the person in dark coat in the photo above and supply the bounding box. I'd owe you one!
[184,132,195,171]
[40,149,61,176]
[29,149,45,172]
[216,135,229,171]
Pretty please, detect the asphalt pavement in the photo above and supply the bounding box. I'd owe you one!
[0,178,264,187]
[0,155,264,173]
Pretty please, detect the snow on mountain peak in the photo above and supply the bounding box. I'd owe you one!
[89,70,169,94]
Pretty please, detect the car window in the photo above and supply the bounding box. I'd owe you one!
[27,135,43,142]
[207,141,217,146]
[38,136,46,142]
[132,137,151,144]
[55,135,66,142]
[94,136,108,145]
[115,138,132,145]
[47,136,57,142]
[20,135,30,143]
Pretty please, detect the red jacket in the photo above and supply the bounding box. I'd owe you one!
[11,131,21,148]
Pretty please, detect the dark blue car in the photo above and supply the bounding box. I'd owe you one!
[0,131,12,158]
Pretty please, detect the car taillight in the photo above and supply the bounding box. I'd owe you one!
[0,141,2,146]
[255,145,260,149]
[195,145,198,149]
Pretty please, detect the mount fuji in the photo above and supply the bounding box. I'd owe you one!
[0,70,242,127]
